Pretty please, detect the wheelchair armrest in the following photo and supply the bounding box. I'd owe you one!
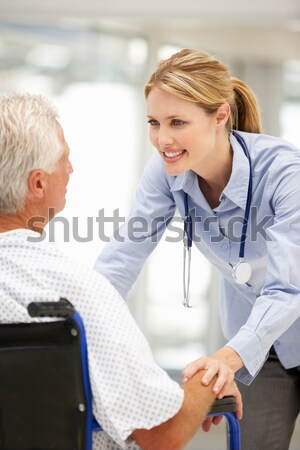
[28,298,75,319]
[209,396,236,415]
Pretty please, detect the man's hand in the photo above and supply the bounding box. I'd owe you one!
[228,380,243,420]
[182,346,244,399]
[201,381,243,433]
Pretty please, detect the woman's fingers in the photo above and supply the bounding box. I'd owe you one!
[200,358,234,396]
[182,357,208,382]
[202,362,228,390]
[182,356,235,398]
[215,369,234,398]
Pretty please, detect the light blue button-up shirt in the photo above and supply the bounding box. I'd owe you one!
[95,131,300,384]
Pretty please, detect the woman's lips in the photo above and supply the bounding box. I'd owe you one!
[163,149,186,163]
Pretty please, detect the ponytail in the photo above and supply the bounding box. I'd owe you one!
[230,77,262,133]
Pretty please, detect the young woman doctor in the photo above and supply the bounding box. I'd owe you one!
[95,49,300,450]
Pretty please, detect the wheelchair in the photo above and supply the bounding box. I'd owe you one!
[0,298,240,449]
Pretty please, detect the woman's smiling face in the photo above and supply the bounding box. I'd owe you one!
[147,87,220,177]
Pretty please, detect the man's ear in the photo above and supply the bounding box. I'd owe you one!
[27,169,47,200]
[216,103,230,127]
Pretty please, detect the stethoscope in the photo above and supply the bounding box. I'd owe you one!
[183,131,253,308]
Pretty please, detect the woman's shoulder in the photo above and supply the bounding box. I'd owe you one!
[239,131,299,156]
[237,131,300,174]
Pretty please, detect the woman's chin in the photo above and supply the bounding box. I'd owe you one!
[164,163,185,177]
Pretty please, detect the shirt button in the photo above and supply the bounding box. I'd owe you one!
[221,243,228,251]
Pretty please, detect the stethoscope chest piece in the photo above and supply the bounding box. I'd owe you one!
[232,260,252,284]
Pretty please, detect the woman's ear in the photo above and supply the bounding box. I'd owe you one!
[27,169,47,200]
[216,103,231,126]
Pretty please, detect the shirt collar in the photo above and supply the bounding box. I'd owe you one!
[170,169,214,214]
[170,171,194,193]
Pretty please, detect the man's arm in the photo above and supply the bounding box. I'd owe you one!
[132,371,240,450]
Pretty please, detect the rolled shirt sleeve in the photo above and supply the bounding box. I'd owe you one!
[227,157,300,384]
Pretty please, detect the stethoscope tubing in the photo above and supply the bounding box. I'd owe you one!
[233,132,253,259]
[182,131,252,297]
[184,131,252,255]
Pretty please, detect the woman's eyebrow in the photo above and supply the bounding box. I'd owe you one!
[146,114,186,119]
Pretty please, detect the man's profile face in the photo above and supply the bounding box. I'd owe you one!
[44,122,73,217]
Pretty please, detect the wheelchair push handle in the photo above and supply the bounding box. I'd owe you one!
[28,298,75,319]
[209,395,236,415]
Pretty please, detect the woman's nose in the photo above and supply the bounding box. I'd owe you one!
[158,128,174,147]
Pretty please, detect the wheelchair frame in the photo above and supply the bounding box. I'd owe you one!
[0,298,240,449]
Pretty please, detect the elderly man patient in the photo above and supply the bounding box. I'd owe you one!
[0,93,241,450]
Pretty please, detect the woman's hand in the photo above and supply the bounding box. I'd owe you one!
[182,346,244,399]
[182,355,235,399]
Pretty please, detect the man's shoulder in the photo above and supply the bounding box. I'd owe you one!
[37,245,122,303]
[0,229,124,307]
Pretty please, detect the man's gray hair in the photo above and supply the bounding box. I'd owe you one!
[0,93,63,214]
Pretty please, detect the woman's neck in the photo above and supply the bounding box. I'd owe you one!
[197,137,233,208]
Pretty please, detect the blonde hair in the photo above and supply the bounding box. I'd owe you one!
[0,93,63,214]
[145,49,262,133]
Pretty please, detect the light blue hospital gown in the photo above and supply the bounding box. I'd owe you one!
[0,229,184,450]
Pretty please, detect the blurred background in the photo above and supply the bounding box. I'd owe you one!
[0,1,299,447]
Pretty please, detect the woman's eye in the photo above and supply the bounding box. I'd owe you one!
[171,119,185,126]
[148,119,159,127]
